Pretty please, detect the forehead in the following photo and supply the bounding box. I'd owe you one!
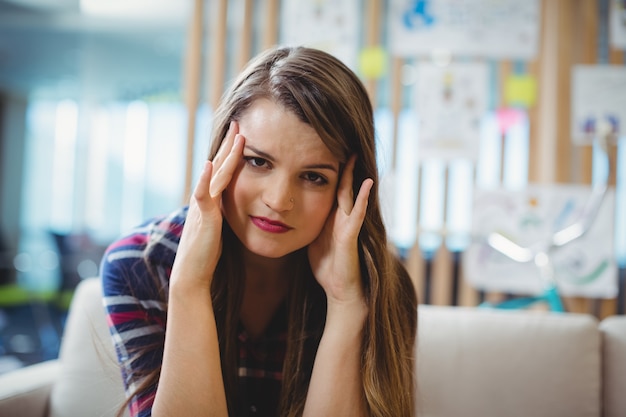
[238,99,340,167]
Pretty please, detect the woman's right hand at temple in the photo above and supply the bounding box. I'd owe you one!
[171,121,245,291]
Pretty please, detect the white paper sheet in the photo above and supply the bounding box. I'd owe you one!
[389,0,540,59]
[610,0,626,49]
[279,0,360,70]
[571,65,626,144]
[463,184,618,298]
[415,61,488,161]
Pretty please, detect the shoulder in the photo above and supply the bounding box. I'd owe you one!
[102,206,188,266]
[100,206,189,296]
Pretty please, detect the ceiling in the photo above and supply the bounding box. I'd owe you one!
[0,0,191,101]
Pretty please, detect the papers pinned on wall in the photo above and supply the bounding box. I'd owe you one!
[389,0,540,59]
[571,65,626,144]
[415,61,488,161]
[463,185,618,299]
[279,0,360,70]
[610,0,626,50]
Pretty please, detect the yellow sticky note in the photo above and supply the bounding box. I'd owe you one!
[359,47,387,80]
[504,74,537,108]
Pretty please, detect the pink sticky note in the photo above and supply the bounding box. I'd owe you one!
[496,107,525,134]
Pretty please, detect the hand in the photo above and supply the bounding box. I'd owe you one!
[307,155,373,309]
[171,122,245,291]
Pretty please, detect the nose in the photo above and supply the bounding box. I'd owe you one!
[262,176,294,212]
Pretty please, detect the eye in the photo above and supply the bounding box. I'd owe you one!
[243,156,269,169]
[302,171,328,185]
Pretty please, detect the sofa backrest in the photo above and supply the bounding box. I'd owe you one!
[49,277,128,417]
[416,305,601,417]
[52,278,621,417]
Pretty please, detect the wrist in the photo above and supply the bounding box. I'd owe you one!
[169,274,212,304]
[325,298,368,332]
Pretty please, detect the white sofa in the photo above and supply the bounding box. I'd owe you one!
[0,277,624,417]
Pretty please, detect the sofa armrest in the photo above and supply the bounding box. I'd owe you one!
[600,315,626,417]
[0,359,61,417]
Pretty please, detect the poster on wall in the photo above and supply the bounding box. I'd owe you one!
[571,65,626,145]
[388,0,540,59]
[463,185,618,299]
[279,0,360,70]
[610,0,626,49]
[415,61,488,161]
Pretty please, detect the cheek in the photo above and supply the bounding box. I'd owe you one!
[221,187,235,214]
[221,169,247,213]
[303,193,336,229]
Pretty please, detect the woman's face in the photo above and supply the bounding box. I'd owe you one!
[222,99,341,259]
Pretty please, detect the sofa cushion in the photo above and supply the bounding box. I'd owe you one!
[600,315,626,417]
[416,305,601,417]
[49,278,128,417]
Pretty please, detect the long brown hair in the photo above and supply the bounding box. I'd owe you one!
[125,46,418,417]
[209,46,418,417]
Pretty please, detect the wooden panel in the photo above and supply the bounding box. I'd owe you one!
[555,0,574,183]
[237,0,254,71]
[526,56,540,183]
[431,244,453,306]
[563,297,594,314]
[533,0,560,184]
[209,0,228,109]
[263,0,279,49]
[406,164,425,303]
[406,241,426,304]
[182,0,205,203]
[431,166,451,306]
[364,0,381,106]
[458,256,480,307]
[608,47,624,188]
[390,56,403,169]
[573,0,597,185]
[499,60,513,183]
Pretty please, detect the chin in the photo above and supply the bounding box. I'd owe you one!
[243,240,306,259]
[246,247,292,259]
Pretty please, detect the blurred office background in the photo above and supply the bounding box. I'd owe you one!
[0,0,625,373]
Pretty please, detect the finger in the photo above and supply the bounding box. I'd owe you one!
[210,134,245,197]
[337,155,357,213]
[346,178,373,228]
[212,121,238,170]
[193,160,214,203]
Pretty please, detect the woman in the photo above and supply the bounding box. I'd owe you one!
[102,46,417,417]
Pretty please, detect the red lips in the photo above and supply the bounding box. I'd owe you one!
[250,216,292,233]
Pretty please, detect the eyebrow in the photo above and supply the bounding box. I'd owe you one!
[245,144,339,172]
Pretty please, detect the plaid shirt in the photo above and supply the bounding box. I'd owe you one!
[101,207,286,417]
[237,303,287,416]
